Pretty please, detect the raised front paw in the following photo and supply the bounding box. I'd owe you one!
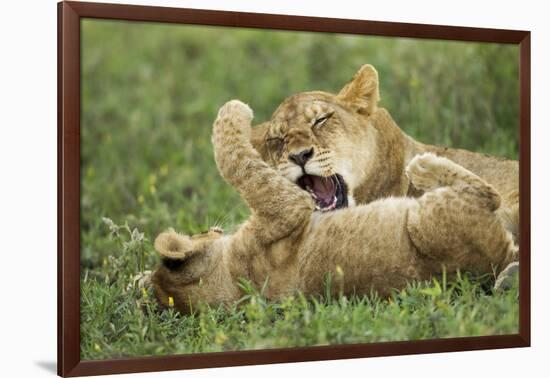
[214,100,254,143]
[217,99,254,124]
[405,153,464,191]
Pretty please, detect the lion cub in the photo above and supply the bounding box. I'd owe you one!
[151,100,517,313]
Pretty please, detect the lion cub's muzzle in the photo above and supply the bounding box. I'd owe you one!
[283,146,349,211]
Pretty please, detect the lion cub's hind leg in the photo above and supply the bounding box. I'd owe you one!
[406,153,516,275]
[406,153,501,211]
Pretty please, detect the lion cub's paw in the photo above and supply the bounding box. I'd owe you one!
[494,261,519,291]
[406,153,463,191]
[217,99,254,123]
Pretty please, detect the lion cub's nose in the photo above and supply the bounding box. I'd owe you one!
[288,148,314,167]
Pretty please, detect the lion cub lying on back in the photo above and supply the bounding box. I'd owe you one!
[151,100,517,313]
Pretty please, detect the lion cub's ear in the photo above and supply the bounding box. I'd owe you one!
[154,229,197,270]
[337,64,380,115]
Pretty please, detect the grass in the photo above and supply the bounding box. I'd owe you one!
[82,219,518,359]
[80,19,520,359]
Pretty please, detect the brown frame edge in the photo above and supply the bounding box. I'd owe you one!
[58,1,531,376]
[58,1,81,377]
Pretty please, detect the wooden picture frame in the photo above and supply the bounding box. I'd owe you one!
[58,1,531,376]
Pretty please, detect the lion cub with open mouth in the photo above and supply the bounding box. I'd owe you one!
[151,100,517,313]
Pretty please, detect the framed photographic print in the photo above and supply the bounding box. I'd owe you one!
[58,1,531,376]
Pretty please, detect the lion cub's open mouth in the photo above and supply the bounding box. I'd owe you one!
[297,174,348,211]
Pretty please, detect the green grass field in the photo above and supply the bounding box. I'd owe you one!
[80,19,520,360]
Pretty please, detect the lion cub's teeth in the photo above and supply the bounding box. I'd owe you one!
[306,186,318,199]
[315,205,321,211]
[323,196,337,211]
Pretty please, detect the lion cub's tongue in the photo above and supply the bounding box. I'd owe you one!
[310,176,335,206]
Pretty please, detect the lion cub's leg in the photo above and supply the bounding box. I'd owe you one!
[212,100,314,243]
[406,153,501,211]
[406,153,517,275]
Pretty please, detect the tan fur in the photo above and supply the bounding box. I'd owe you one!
[250,64,519,240]
[151,100,517,313]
